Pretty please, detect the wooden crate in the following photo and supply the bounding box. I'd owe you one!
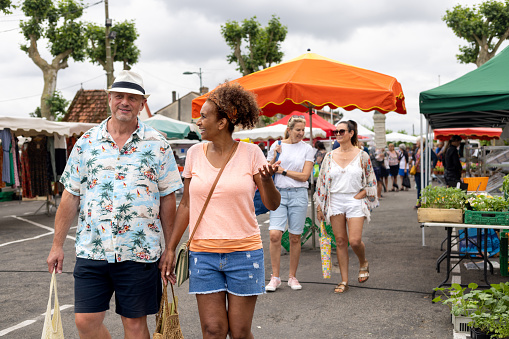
[417,208,463,223]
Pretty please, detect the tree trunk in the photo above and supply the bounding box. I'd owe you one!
[26,35,71,119]
[373,111,387,149]
[41,69,58,120]
[233,37,248,76]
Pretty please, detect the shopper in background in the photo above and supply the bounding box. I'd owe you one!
[315,120,378,294]
[266,116,314,292]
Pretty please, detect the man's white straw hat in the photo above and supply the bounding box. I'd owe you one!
[107,70,150,98]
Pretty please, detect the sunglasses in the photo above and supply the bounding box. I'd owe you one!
[334,129,347,136]
[290,115,305,120]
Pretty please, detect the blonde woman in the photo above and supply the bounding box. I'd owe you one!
[315,120,378,293]
[265,116,314,292]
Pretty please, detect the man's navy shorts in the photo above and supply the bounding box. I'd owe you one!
[73,257,162,318]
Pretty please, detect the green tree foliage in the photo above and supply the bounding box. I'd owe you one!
[398,129,408,134]
[0,0,13,14]
[29,90,69,121]
[85,20,140,72]
[19,0,87,119]
[221,15,287,76]
[443,1,509,67]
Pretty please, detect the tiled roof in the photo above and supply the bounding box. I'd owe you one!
[63,89,108,123]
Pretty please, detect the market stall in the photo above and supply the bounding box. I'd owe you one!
[143,114,201,140]
[0,117,97,212]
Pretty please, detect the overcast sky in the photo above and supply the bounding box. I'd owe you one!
[0,0,504,134]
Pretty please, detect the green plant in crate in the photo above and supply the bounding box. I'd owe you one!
[468,282,509,338]
[502,174,509,200]
[433,282,479,316]
[467,195,509,212]
[419,186,467,209]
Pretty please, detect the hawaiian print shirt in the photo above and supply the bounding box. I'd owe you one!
[61,118,183,263]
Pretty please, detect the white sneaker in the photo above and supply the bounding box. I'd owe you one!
[288,277,302,290]
[265,275,281,292]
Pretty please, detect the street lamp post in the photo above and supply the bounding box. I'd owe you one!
[183,68,203,94]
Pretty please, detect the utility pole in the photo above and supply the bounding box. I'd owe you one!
[105,0,113,89]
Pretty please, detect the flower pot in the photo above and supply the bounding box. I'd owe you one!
[470,327,494,339]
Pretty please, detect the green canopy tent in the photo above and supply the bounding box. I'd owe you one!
[143,115,201,140]
[419,45,509,129]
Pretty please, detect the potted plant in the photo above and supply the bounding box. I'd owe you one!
[417,186,467,223]
[468,283,509,338]
[433,283,478,333]
[434,282,509,338]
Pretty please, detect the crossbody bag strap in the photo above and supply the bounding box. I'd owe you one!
[186,141,239,247]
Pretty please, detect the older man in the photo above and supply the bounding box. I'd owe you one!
[46,70,182,338]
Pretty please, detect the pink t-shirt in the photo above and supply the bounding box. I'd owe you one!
[183,141,268,240]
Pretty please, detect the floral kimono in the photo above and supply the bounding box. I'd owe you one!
[313,150,378,223]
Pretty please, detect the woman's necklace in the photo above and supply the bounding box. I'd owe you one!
[338,146,355,160]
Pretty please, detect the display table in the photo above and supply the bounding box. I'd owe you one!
[421,222,506,298]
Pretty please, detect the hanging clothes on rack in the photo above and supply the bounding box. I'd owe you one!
[21,142,33,198]
[27,136,52,197]
[0,129,12,185]
[0,138,5,189]
[10,133,20,188]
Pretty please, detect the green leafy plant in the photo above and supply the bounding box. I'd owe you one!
[468,282,509,338]
[433,282,479,316]
[419,185,468,209]
[502,174,509,199]
[467,195,509,212]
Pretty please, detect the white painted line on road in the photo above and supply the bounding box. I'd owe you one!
[8,216,75,241]
[0,320,37,337]
[0,305,73,337]
[264,220,270,224]
[0,232,54,248]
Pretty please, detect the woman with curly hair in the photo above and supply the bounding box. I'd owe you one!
[265,116,315,292]
[166,82,281,338]
[314,120,378,294]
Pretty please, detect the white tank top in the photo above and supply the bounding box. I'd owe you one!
[330,151,363,194]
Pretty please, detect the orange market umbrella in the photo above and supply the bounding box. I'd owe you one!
[191,52,406,248]
[433,127,503,141]
[191,52,407,118]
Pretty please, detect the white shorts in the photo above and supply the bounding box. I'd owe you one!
[330,192,366,219]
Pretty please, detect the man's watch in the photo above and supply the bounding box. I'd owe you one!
[282,170,287,176]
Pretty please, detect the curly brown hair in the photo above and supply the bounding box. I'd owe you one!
[207,81,260,133]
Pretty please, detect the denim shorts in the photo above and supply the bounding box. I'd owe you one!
[398,168,407,176]
[330,192,366,219]
[73,257,162,318]
[188,249,265,296]
[269,187,308,234]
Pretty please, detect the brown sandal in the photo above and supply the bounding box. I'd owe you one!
[358,262,369,283]
[334,282,349,294]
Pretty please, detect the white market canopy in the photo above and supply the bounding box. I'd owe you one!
[385,132,418,143]
[232,124,326,141]
[0,116,97,137]
[144,114,201,140]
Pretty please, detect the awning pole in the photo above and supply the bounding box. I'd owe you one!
[309,106,316,250]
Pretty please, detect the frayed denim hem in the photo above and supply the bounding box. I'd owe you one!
[189,288,226,295]
[226,289,265,297]
[189,289,265,297]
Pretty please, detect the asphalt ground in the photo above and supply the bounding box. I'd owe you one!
[0,180,507,338]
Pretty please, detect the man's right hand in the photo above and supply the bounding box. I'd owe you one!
[47,246,64,273]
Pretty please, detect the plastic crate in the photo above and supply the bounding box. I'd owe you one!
[501,230,508,277]
[463,177,489,191]
[464,210,509,226]
[452,314,472,333]
[0,191,14,202]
